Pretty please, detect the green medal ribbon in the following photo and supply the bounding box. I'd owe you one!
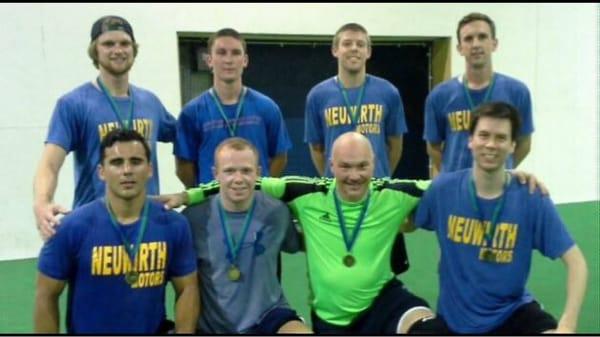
[97,77,134,130]
[105,199,149,275]
[336,76,368,125]
[217,196,256,265]
[462,73,496,112]
[333,188,371,256]
[467,171,509,248]
[209,87,247,137]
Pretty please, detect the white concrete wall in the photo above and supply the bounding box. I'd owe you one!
[0,3,597,260]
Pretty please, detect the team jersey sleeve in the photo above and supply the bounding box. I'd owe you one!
[173,104,201,161]
[385,85,408,136]
[187,181,221,205]
[270,204,301,254]
[260,176,330,202]
[37,220,78,280]
[168,214,198,278]
[265,101,293,157]
[45,96,80,152]
[303,88,324,145]
[532,194,575,259]
[181,202,211,256]
[377,178,431,211]
[414,182,437,231]
[187,176,330,205]
[515,85,534,136]
[156,102,177,143]
[423,91,445,143]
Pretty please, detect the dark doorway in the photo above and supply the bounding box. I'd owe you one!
[178,38,430,179]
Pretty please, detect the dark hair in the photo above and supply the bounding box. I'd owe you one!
[456,12,496,42]
[100,129,151,163]
[213,137,259,167]
[333,22,371,48]
[207,28,247,54]
[469,102,521,141]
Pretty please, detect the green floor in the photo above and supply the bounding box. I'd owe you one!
[1,201,598,333]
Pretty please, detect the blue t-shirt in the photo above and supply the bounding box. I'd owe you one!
[304,75,407,178]
[46,82,176,208]
[414,169,574,333]
[174,88,292,184]
[38,199,197,334]
[182,192,300,333]
[424,73,533,172]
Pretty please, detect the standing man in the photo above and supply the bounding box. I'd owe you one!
[177,132,437,334]
[305,23,406,178]
[175,28,292,188]
[424,12,533,177]
[33,15,177,240]
[182,138,311,334]
[34,129,199,334]
[414,102,587,334]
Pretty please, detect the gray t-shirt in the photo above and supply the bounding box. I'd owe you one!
[182,192,300,333]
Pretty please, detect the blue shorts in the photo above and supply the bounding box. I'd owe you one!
[311,278,430,334]
[248,307,303,334]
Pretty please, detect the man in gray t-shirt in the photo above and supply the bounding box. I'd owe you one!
[181,137,311,334]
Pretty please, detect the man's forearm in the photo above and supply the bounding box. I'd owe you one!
[34,164,59,206]
[173,275,199,334]
[309,144,326,176]
[34,295,60,333]
[557,245,588,332]
[175,159,197,189]
[426,143,443,178]
[269,154,287,177]
[513,136,532,168]
[387,136,403,173]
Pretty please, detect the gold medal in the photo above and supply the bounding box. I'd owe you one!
[228,265,241,281]
[125,271,139,285]
[343,254,355,267]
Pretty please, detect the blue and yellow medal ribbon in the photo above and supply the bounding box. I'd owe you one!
[217,196,256,266]
[333,189,370,265]
[209,87,247,137]
[462,73,496,112]
[336,76,368,125]
[97,77,134,130]
[105,199,149,283]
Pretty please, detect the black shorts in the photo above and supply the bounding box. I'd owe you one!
[250,307,303,334]
[311,278,430,334]
[438,300,558,334]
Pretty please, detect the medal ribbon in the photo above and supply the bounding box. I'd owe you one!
[97,77,134,130]
[217,196,256,264]
[336,76,368,125]
[333,188,370,255]
[209,87,247,137]
[105,199,149,270]
[467,171,509,247]
[462,73,496,112]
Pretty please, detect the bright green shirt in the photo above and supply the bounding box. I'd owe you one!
[187,176,430,326]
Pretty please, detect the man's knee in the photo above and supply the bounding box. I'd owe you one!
[396,306,435,334]
[277,319,312,334]
[407,315,450,335]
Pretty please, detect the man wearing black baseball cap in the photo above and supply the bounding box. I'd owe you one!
[33,15,177,243]
[91,15,135,42]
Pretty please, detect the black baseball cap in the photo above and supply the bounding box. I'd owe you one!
[90,15,135,42]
